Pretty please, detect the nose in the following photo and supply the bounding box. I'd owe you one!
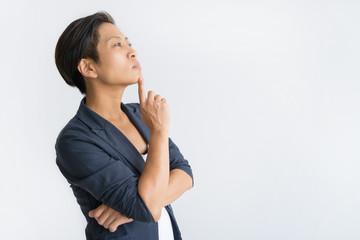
[129,48,137,59]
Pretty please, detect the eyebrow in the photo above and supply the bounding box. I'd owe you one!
[106,36,128,42]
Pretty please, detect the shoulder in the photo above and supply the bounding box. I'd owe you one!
[125,102,140,111]
[55,117,93,152]
[57,116,89,137]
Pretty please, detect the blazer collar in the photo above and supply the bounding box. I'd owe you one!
[75,96,150,174]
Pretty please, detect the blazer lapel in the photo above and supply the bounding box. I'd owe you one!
[75,97,150,175]
[121,102,150,144]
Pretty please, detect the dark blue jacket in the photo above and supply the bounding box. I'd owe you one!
[55,97,194,240]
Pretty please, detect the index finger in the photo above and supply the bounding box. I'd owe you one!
[138,74,146,105]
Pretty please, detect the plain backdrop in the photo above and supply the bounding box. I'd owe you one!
[0,0,359,239]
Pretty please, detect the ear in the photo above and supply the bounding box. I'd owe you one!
[77,58,98,79]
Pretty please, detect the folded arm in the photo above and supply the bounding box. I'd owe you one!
[89,168,192,232]
[56,131,156,223]
[89,167,192,232]
[56,129,193,224]
[88,136,193,231]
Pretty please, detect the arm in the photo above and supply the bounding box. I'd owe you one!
[137,130,169,221]
[89,137,194,231]
[163,168,193,206]
[136,77,170,221]
[56,130,172,224]
[89,168,192,232]
[55,131,156,223]
[89,95,194,228]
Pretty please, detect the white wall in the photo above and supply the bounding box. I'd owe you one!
[1,0,359,239]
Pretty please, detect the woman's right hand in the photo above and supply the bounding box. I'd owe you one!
[137,74,170,133]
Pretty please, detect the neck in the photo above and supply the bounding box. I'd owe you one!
[84,84,127,122]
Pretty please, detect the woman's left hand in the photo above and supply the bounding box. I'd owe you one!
[88,204,133,232]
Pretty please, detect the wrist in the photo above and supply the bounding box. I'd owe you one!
[150,128,169,137]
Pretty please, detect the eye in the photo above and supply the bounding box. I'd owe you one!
[114,42,133,47]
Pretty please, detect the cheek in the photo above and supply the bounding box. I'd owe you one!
[101,54,125,73]
[110,54,128,71]
[103,56,132,82]
[97,49,135,82]
[100,49,122,65]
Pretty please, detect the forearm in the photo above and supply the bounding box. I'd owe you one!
[138,130,169,221]
[90,168,193,229]
[162,169,193,207]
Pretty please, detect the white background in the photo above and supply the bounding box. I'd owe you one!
[0,0,359,239]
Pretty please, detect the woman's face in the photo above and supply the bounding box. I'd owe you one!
[92,22,141,86]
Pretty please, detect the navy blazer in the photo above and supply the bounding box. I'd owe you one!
[55,97,194,240]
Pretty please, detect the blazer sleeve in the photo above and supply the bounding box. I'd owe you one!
[55,130,155,223]
[168,137,194,187]
[131,102,194,187]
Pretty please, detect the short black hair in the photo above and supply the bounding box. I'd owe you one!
[55,11,115,94]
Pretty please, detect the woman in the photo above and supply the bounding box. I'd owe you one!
[54,11,194,240]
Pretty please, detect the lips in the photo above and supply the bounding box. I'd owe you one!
[132,62,141,68]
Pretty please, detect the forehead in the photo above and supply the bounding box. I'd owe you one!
[97,22,125,42]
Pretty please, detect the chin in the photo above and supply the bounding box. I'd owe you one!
[123,78,138,86]
[131,77,139,84]
[133,73,142,83]
[117,75,139,86]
